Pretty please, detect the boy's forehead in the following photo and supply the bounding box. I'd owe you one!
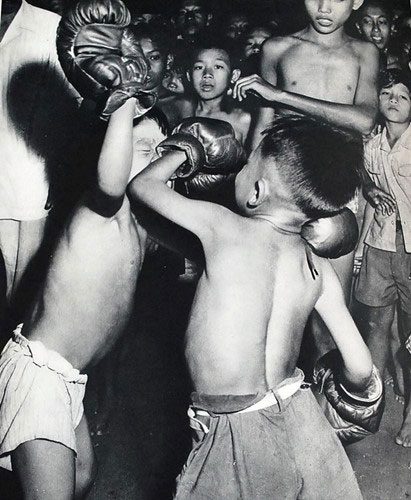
[138,37,161,52]
[194,48,230,63]
[361,5,390,19]
[381,82,411,95]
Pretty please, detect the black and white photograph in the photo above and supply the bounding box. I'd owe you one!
[0,0,411,498]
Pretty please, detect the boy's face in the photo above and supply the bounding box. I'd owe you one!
[379,83,411,124]
[176,0,209,37]
[162,69,185,94]
[243,28,272,59]
[305,0,363,34]
[356,5,391,50]
[138,38,168,91]
[226,14,250,39]
[190,48,238,101]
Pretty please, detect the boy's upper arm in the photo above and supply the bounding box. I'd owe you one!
[130,177,233,242]
[253,38,282,147]
[314,259,363,355]
[354,42,379,117]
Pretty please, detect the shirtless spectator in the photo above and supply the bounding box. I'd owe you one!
[235,0,379,359]
[176,37,251,147]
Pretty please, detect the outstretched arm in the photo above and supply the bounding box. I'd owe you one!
[128,151,226,242]
[87,99,135,217]
[314,259,373,391]
[237,40,379,144]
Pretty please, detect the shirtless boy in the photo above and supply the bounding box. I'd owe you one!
[233,0,380,357]
[130,115,381,499]
[0,96,150,498]
[175,37,251,146]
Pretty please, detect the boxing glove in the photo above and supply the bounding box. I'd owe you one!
[300,208,359,259]
[157,117,246,179]
[313,349,384,444]
[57,0,156,118]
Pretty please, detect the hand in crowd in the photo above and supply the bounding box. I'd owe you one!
[229,74,279,103]
[364,184,396,216]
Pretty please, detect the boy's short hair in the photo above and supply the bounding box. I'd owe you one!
[128,21,174,55]
[260,116,362,219]
[356,0,393,21]
[379,68,411,93]
[189,34,240,69]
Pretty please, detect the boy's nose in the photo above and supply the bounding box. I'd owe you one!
[318,0,331,13]
[371,22,381,34]
[202,68,213,78]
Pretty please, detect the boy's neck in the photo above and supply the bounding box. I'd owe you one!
[305,24,347,48]
[385,120,410,148]
[196,95,224,114]
[253,212,306,235]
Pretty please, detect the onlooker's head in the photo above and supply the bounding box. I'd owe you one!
[188,37,240,102]
[175,0,212,40]
[225,11,250,40]
[355,0,393,50]
[162,42,189,95]
[242,25,274,60]
[128,23,174,93]
[378,69,411,124]
[235,116,362,219]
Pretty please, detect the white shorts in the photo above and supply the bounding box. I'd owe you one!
[0,325,87,471]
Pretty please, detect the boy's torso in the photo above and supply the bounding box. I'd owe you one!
[365,125,411,252]
[185,215,322,395]
[274,31,365,105]
[23,196,146,370]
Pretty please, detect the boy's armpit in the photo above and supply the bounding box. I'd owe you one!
[84,188,125,219]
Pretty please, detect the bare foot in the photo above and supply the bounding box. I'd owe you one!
[385,376,405,404]
[395,413,411,447]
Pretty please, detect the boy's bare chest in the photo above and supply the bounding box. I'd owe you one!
[278,44,360,103]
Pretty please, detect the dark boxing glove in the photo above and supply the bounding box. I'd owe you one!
[301,208,359,259]
[57,0,156,118]
[156,117,246,183]
[313,349,384,444]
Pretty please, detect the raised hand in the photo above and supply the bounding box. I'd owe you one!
[230,74,279,103]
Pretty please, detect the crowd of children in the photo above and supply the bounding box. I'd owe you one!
[1,0,411,498]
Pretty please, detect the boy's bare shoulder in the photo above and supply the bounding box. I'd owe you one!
[348,36,380,61]
[261,33,302,58]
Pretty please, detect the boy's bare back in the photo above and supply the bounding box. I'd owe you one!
[185,212,323,395]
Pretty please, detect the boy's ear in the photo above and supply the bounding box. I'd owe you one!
[355,21,363,35]
[230,69,241,84]
[186,70,192,82]
[206,13,213,26]
[247,179,269,209]
[352,0,364,11]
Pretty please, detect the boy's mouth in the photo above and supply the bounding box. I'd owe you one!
[316,17,333,27]
[371,36,384,46]
[200,83,214,91]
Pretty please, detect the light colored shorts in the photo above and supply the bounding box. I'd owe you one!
[175,369,362,500]
[355,229,411,313]
[0,325,87,471]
